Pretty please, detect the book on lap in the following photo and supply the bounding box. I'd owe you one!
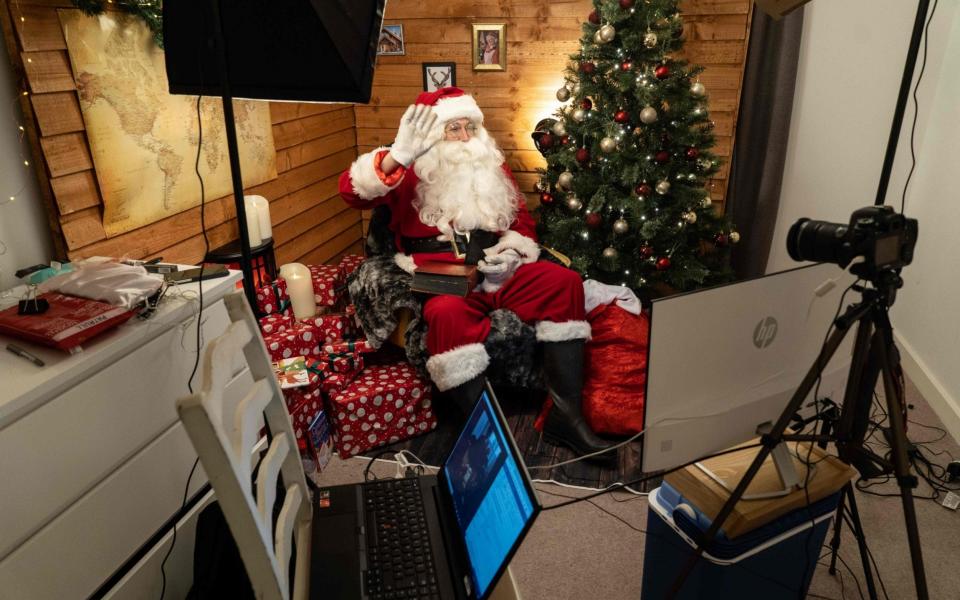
[410,261,479,297]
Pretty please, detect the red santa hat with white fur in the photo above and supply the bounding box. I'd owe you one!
[414,87,484,136]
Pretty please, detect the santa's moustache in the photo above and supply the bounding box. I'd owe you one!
[413,135,518,235]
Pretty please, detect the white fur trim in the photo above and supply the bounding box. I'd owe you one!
[426,343,489,391]
[394,253,417,274]
[348,147,400,200]
[494,230,540,264]
[431,94,484,127]
[535,320,591,342]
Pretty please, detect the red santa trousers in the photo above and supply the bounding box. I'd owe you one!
[423,260,591,391]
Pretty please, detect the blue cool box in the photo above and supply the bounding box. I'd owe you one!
[641,482,840,599]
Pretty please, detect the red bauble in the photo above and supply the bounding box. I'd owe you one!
[586,213,602,228]
[580,98,593,111]
[640,245,654,258]
[685,147,700,160]
[576,148,591,163]
[588,9,601,25]
[579,61,596,74]
[614,110,630,124]
[620,61,633,71]
[655,150,670,164]
[540,192,554,205]
[539,133,555,150]
[656,257,671,271]
[560,135,570,145]
[635,183,653,197]
[619,0,635,8]
[655,65,670,80]
[714,233,729,247]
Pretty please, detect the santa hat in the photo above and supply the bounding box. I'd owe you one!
[415,87,484,127]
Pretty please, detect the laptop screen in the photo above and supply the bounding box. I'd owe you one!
[442,390,537,599]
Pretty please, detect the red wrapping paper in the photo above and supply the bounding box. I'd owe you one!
[535,304,648,436]
[301,313,356,344]
[309,265,343,307]
[338,254,365,280]
[259,313,294,335]
[327,363,435,457]
[263,322,320,362]
[255,278,291,316]
[288,394,324,457]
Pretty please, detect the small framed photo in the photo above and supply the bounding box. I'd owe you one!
[378,24,405,56]
[422,62,456,92]
[472,23,506,71]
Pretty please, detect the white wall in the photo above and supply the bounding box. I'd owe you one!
[0,26,53,291]
[769,0,960,441]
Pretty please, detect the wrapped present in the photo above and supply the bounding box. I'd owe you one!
[301,313,356,344]
[281,363,323,412]
[263,322,320,362]
[328,362,435,457]
[259,313,294,336]
[309,264,343,308]
[338,254,365,280]
[305,409,333,482]
[320,372,355,396]
[322,338,375,356]
[255,278,291,316]
[288,394,324,457]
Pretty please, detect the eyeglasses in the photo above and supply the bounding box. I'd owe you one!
[444,122,478,136]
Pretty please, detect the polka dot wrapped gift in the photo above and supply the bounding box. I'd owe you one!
[328,362,436,457]
[308,264,344,308]
[263,322,321,362]
[258,313,294,336]
[255,278,291,316]
[338,254,366,280]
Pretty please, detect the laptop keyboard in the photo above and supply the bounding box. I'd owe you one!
[362,478,442,600]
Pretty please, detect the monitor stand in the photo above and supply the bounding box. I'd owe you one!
[693,422,815,501]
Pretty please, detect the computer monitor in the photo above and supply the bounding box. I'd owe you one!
[641,263,857,487]
[441,386,540,600]
[163,0,385,103]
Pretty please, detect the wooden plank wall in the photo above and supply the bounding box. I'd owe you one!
[358,0,752,229]
[1,0,363,268]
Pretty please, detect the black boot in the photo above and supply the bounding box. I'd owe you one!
[541,340,615,459]
[444,375,486,422]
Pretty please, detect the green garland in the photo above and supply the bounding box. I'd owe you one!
[71,0,163,47]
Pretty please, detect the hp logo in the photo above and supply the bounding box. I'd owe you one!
[753,317,778,349]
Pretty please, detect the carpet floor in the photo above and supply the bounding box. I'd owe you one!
[322,373,960,598]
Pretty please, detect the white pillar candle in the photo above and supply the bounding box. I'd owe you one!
[246,194,272,241]
[243,195,263,248]
[279,262,316,320]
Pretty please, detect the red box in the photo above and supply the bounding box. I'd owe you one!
[300,313,356,345]
[259,313,294,336]
[309,264,343,308]
[288,394,324,457]
[338,254,366,280]
[255,278,291,316]
[328,362,435,457]
[263,322,320,362]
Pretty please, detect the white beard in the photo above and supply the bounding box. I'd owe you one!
[412,128,518,236]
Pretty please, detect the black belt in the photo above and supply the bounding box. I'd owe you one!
[401,231,500,265]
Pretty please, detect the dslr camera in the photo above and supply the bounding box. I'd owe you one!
[787,205,918,280]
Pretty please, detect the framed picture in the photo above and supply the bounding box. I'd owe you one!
[472,23,506,71]
[378,24,405,56]
[422,62,457,92]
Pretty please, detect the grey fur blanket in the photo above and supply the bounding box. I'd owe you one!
[347,255,543,390]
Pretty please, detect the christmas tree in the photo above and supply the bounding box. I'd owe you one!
[535,0,738,295]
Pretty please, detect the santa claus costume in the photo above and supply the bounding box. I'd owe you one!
[339,87,610,456]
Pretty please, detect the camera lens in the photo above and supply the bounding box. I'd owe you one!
[787,218,849,264]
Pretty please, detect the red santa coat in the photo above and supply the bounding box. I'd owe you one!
[337,148,539,268]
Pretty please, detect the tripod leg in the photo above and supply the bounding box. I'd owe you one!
[873,316,929,599]
[827,488,845,576]
[844,484,879,600]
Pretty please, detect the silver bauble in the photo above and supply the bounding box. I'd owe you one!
[655,180,671,195]
[567,196,582,211]
[701,195,713,209]
[593,30,604,45]
[556,87,571,102]
[729,231,741,244]
[552,121,567,136]
[683,211,698,224]
[602,246,619,259]
[697,158,713,171]
[572,108,586,123]
[691,81,706,97]
[572,81,582,95]
[599,24,616,43]
[557,171,574,190]
[613,218,629,234]
[639,106,658,124]
[643,32,658,48]
[692,105,706,117]
[599,137,617,153]
[687,173,698,182]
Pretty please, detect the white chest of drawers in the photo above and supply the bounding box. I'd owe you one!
[0,272,251,599]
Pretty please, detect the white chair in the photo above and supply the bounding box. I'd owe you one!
[177,291,523,600]
[177,291,311,600]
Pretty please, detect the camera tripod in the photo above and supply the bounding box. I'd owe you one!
[666,269,928,600]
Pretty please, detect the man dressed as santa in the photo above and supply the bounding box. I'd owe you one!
[339,87,610,457]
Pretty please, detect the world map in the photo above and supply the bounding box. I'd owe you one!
[59,11,277,236]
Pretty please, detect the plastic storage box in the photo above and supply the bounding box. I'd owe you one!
[641,482,840,599]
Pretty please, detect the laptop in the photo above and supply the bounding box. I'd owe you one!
[311,382,541,599]
[641,263,857,473]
